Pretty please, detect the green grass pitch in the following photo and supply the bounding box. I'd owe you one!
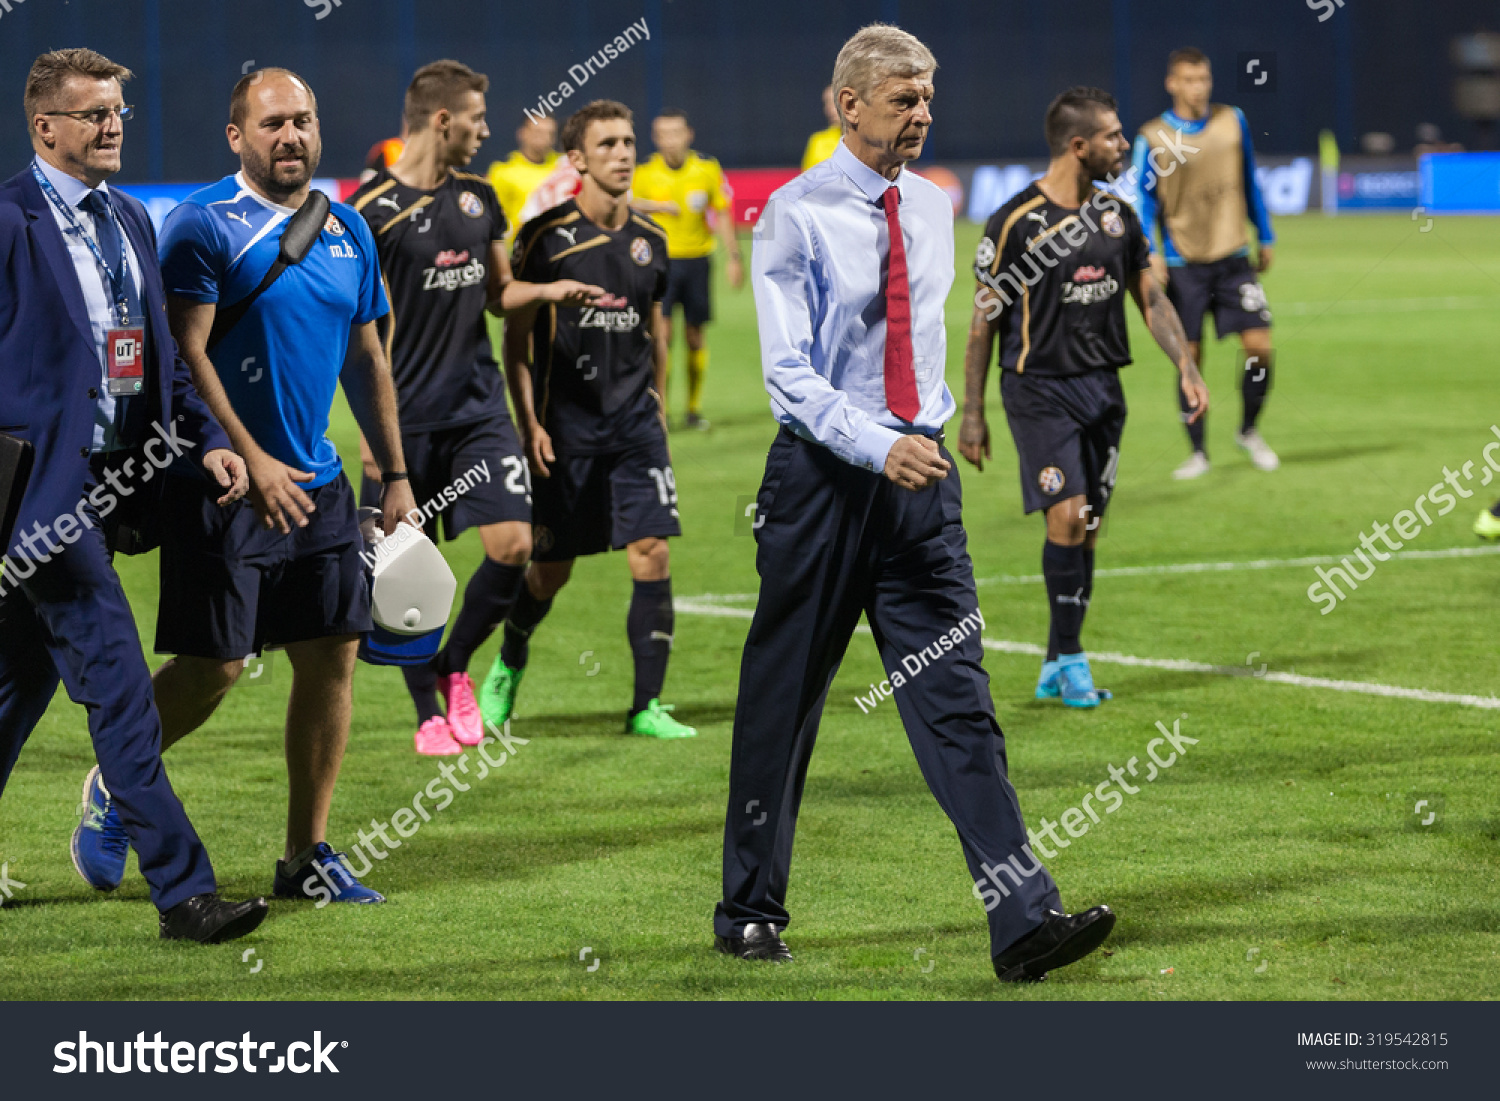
[1,213,1497,1000]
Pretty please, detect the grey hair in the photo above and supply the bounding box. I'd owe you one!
[830,23,936,120]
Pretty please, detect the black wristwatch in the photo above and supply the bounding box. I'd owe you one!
[381,472,409,484]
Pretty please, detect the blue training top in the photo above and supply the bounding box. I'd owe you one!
[158,173,388,488]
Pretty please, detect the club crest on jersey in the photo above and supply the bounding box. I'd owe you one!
[1100,210,1124,237]
[975,237,996,268]
[325,213,345,236]
[458,191,484,218]
[630,237,652,266]
[1038,466,1066,495]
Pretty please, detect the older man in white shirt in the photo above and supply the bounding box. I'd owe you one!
[714,24,1115,982]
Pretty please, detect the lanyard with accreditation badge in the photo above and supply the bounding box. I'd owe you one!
[32,161,146,397]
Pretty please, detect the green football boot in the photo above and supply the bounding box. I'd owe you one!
[478,655,525,729]
[626,699,697,739]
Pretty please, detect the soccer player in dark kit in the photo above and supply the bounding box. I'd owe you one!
[350,60,602,756]
[492,100,695,740]
[960,86,1209,709]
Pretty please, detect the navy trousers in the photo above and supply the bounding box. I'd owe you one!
[0,485,216,911]
[716,429,1061,958]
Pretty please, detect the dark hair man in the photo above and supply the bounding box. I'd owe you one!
[492,100,695,740]
[350,59,601,753]
[1132,48,1278,479]
[960,86,1209,709]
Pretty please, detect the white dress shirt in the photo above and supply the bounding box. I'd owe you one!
[34,156,146,452]
[751,139,956,473]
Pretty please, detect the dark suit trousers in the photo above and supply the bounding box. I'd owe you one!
[715,429,1061,957]
[0,482,215,911]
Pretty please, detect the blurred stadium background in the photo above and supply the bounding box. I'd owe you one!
[3,0,1500,225]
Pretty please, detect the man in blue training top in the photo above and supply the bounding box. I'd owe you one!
[1132,47,1279,480]
[68,68,417,906]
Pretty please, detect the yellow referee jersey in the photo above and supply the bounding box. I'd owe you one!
[631,151,731,259]
[486,149,561,238]
[801,126,841,171]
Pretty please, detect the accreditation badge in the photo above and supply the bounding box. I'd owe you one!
[105,323,146,396]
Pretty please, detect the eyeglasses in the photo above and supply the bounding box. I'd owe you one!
[43,105,134,127]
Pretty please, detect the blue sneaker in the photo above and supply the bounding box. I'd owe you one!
[71,766,130,890]
[1035,660,1063,699]
[1057,654,1110,709]
[273,842,385,904]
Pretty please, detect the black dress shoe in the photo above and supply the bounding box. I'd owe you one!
[159,893,269,944]
[715,922,793,962]
[992,905,1115,982]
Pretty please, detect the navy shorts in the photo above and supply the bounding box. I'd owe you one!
[530,432,681,561]
[1000,369,1126,522]
[360,417,531,542]
[156,470,372,659]
[1165,254,1272,342]
[660,255,712,327]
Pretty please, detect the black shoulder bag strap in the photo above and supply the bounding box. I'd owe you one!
[206,189,332,352]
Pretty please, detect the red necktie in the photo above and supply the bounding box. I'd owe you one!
[880,186,919,422]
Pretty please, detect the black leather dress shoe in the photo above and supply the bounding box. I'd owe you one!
[992,905,1115,982]
[159,893,270,944]
[715,922,793,962]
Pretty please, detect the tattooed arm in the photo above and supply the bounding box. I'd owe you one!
[959,285,1000,470]
[1129,267,1209,424]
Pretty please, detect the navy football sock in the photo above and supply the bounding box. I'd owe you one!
[1042,540,1087,660]
[435,559,526,676]
[1081,546,1096,635]
[1240,350,1274,434]
[403,663,442,724]
[628,578,674,716]
[1177,380,1207,455]
[500,582,553,670]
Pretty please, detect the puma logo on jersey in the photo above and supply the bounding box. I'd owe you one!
[1025,210,1049,227]
[554,226,578,245]
[422,258,486,291]
[225,210,252,228]
[376,195,401,211]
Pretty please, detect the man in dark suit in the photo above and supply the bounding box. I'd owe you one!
[0,47,267,943]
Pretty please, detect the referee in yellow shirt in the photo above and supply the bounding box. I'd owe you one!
[487,115,560,240]
[631,109,743,428]
[801,85,841,170]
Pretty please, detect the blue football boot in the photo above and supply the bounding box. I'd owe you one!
[1057,653,1111,709]
[273,842,385,904]
[71,766,130,890]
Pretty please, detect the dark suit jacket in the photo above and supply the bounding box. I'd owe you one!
[0,165,230,558]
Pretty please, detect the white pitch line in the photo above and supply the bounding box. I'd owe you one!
[975,543,1500,586]
[1277,295,1500,317]
[674,599,1500,711]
